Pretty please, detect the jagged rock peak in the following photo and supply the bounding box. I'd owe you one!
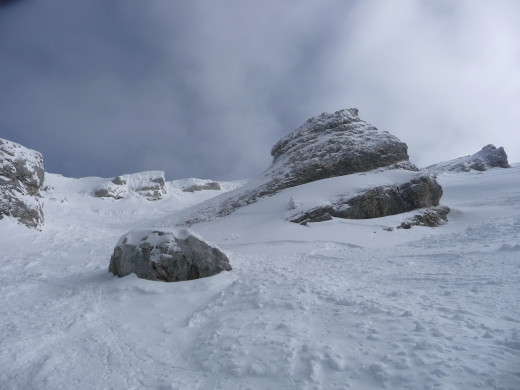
[423,144,510,174]
[271,108,362,160]
[267,108,417,188]
[0,138,45,228]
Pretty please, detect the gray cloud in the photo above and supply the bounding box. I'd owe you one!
[311,0,520,167]
[1,0,518,180]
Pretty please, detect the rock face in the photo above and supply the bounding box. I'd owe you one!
[109,229,232,282]
[93,171,166,201]
[289,175,444,224]
[182,108,418,224]
[0,138,45,228]
[423,144,510,174]
[269,108,417,189]
[183,182,221,192]
[398,206,450,229]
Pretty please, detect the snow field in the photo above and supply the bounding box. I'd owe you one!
[1,166,519,389]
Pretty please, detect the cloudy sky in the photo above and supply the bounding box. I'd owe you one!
[1,0,519,180]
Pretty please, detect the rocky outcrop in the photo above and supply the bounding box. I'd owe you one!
[289,175,444,224]
[0,138,45,228]
[93,171,166,201]
[269,108,417,189]
[182,108,419,224]
[398,206,450,229]
[183,182,221,192]
[423,144,510,174]
[109,229,232,282]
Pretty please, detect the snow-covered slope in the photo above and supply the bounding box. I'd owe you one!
[159,167,443,228]
[1,166,519,389]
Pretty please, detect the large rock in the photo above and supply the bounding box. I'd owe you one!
[93,171,166,201]
[289,175,444,224]
[269,108,417,189]
[181,108,418,224]
[0,138,45,228]
[109,229,232,282]
[423,144,510,174]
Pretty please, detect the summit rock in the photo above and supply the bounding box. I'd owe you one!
[268,108,417,189]
[178,109,425,224]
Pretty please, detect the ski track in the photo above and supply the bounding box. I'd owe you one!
[1,167,520,389]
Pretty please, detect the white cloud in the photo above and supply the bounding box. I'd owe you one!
[316,0,520,166]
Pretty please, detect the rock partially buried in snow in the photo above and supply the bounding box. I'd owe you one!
[183,181,221,192]
[423,144,510,174]
[93,171,166,201]
[0,138,45,228]
[398,205,450,229]
[109,228,232,282]
[289,175,445,224]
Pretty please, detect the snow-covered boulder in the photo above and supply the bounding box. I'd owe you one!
[289,175,444,224]
[93,171,166,201]
[398,205,450,229]
[109,229,232,282]
[0,138,44,228]
[423,144,510,174]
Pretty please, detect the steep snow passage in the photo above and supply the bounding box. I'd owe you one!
[1,166,519,389]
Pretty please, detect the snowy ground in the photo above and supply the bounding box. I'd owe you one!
[1,166,519,389]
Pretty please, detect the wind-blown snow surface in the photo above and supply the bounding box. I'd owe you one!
[1,167,519,389]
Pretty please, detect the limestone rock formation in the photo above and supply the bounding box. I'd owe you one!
[423,144,510,174]
[183,182,221,192]
[109,229,232,282]
[93,171,166,201]
[181,108,419,224]
[0,138,45,228]
[269,108,417,189]
[289,175,444,224]
[398,206,450,229]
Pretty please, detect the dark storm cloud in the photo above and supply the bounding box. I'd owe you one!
[0,0,351,179]
[1,0,519,180]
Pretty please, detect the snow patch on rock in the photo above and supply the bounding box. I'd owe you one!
[93,171,166,201]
